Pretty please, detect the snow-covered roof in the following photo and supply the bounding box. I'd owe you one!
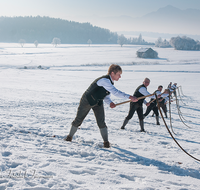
[137,48,150,53]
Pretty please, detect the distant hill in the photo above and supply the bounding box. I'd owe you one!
[136,5,200,35]
[74,5,200,36]
[0,16,119,44]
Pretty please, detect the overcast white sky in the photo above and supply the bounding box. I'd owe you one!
[1,0,200,18]
[0,0,200,35]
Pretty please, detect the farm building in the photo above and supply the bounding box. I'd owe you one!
[136,48,158,58]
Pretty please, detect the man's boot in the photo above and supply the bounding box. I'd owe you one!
[103,141,110,148]
[121,118,129,129]
[100,127,110,148]
[65,135,72,141]
[64,125,78,141]
[139,120,145,132]
[165,112,168,118]
[156,116,160,125]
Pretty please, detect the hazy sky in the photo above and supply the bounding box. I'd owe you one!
[1,0,200,18]
[1,0,200,34]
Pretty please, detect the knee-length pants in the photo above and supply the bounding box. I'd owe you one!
[72,94,107,129]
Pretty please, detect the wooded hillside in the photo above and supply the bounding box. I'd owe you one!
[0,16,119,44]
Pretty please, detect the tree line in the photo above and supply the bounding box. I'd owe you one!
[0,16,118,44]
[155,36,200,50]
[0,16,154,46]
[117,34,154,47]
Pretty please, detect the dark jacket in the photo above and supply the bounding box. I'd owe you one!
[84,75,113,106]
[133,84,146,105]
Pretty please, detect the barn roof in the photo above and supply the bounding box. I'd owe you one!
[137,48,153,53]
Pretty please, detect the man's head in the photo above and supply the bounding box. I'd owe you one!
[108,64,122,81]
[108,64,122,75]
[158,85,163,92]
[143,78,150,87]
[164,89,170,94]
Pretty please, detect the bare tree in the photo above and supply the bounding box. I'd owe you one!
[137,34,143,44]
[51,37,61,47]
[155,37,171,48]
[155,37,163,47]
[117,34,127,47]
[34,40,39,48]
[19,39,26,47]
[87,39,92,46]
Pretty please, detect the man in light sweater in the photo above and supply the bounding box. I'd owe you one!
[64,64,138,148]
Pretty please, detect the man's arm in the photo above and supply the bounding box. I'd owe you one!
[97,78,130,99]
[97,78,138,107]
[139,87,155,98]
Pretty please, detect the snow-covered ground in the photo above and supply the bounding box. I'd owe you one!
[0,43,200,190]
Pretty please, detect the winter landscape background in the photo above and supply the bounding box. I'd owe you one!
[0,43,200,189]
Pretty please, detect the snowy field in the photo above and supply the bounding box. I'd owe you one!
[0,43,200,190]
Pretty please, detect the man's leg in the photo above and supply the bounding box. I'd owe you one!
[160,102,168,118]
[137,106,145,132]
[139,120,145,132]
[143,103,155,118]
[121,118,129,129]
[92,104,110,148]
[153,107,160,125]
[65,126,78,141]
[121,103,136,129]
[65,95,91,141]
[163,104,168,118]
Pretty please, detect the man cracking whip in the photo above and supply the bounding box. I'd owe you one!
[143,85,170,124]
[170,83,178,97]
[121,78,161,132]
[167,82,177,98]
[64,64,138,148]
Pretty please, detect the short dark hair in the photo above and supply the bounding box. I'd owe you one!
[107,64,122,75]
[158,85,163,88]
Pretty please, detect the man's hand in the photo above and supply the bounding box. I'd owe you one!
[164,89,169,94]
[146,102,150,107]
[110,102,116,108]
[157,94,161,98]
[129,96,138,102]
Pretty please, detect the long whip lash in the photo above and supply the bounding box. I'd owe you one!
[175,91,192,128]
[176,98,187,121]
[168,92,177,135]
[156,94,200,162]
[177,86,186,105]
[180,85,186,97]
